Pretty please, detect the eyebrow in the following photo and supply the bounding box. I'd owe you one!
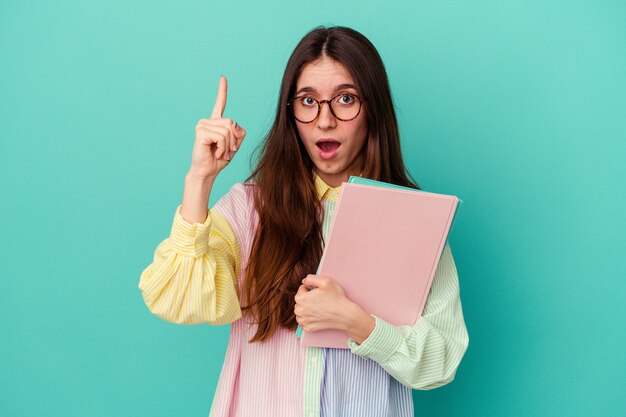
[295,83,358,96]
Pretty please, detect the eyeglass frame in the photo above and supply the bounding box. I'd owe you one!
[286,93,365,123]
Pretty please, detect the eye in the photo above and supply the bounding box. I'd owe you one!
[337,94,355,105]
[301,96,317,106]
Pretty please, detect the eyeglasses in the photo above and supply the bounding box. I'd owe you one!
[287,93,364,123]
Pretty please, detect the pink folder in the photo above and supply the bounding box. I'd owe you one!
[300,182,459,349]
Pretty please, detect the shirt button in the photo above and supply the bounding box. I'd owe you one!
[310,356,318,364]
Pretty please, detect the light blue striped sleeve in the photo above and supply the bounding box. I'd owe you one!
[347,242,469,390]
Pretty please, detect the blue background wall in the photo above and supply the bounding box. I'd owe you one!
[1,1,624,416]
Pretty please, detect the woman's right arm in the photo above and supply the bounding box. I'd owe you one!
[138,175,242,325]
[138,75,247,326]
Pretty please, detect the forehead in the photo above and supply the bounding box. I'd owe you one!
[296,57,355,91]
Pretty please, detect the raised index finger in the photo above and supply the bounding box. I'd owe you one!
[210,75,228,119]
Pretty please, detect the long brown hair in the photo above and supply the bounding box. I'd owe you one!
[242,26,420,343]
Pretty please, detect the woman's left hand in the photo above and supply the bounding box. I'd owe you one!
[294,274,375,342]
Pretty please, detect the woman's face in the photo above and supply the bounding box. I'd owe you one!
[294,57,368,188]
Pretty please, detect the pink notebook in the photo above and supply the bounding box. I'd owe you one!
[300,182,459,349]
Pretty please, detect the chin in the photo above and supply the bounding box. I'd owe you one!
[316,165,344,176]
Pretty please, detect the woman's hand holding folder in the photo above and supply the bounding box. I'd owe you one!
[294,274,376,344]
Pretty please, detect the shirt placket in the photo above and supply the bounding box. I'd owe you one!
[302,346,325,417]
[302,195,337,417]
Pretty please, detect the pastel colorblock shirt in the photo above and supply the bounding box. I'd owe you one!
[138,175,469,417]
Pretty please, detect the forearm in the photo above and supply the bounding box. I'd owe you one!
[346,244,469,389]
[138,200,243,325]
[181,172,215,224]
[348,314,467,389]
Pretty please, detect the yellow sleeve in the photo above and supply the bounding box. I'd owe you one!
[138,204,242,325]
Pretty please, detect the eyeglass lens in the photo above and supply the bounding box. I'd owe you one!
[291,94,360,122]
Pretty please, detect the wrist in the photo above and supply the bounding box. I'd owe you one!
[185,171,216,186]
[343,302,376,345]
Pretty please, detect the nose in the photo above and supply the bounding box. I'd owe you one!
[316,101,337,129]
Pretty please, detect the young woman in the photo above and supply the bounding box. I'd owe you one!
[139,26,468,417]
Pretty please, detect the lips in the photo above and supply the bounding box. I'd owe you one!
[315,139,341,160]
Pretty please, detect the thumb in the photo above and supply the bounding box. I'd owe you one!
[233,122,246,140]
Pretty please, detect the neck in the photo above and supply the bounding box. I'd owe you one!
[315,170,347,188]
[315,154,365,188]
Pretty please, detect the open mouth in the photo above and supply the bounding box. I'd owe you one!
[316,139,341,160]
[317,140,340,152]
